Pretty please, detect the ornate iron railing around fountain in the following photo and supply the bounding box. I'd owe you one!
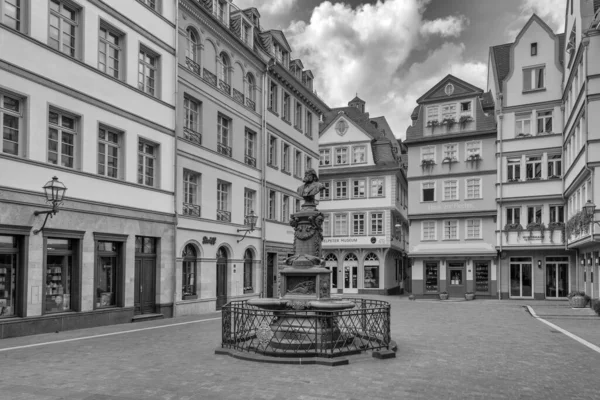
[220,298,391,358]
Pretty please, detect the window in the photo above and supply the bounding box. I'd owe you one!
[241,21,250,45]
[425,262,439,291]
[97,127,120,179]
[217,0,226,22]
[335,147,348,165]
[246,73,256,103]
[422,181,435,202]
[527,206,542,224]
[98,24,122,79]
[282,143,290,172]
[334,214,348,236]
[0,235,19,318]
[48,109,77,168]
[364,253,379,288]
[218,53,230,93]
[217,114,231,156]
[506,207,521,225]
[537,111,552,134]
[294,101,302,129]
[138,46,158,96]
[1,92,22,156]
[182,244,197,299]
[268,190,276,220]
[305,156,312,174]
[523,66,545,91]
[466,178,481,199]
[507,158,521,181]
[138,0,157,10]
[370,212,383,235]
[294,150,302,177]
[335,180,347,199]
[421,145,435,161]
[548,154,562,178]
[352,179,366,198]
[268,81,278,112]
[295,198,301,212]
[352,213,365,235]
[216,180,231,222]
[306,111,313,137]
[1,0,23,31]
[460,101,472,116]
[244,129,256,167]
[49,0,78,57]
[320,149,331,166]
[466,219,481,239]
[549,205,564,223]
[426,105,439,123]
[321,181,330,200]
[45,238,76,313]
[243,249,253,293]
[526,156,542,180]
[443,143,458,161]
[244,188,255,218]
[422,221,436,240]
[137,139,157,187]
[281,195,289,222]
[268,136,277,166]
[370,178,384,197]
[185,27,199,64]
[183,97,201,144]
[352,146,366,164]
[441,103,456,121]
[443,220,458,240]
[531,43,537,56]
[322,214,331,236]
[443,180,458,201]
[282,92,291,122]
[515,114,531,135]
[183,170,200,217]
[466,141,481,159]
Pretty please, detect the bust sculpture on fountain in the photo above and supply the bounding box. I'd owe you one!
[297,168,326,210]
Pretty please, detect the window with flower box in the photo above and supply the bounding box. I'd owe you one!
[506,207,521,225]
[465,141,481,160]
[320,148,331,166]
[335,147,348,165]
[527,206,542,224]
[443,143,458,162]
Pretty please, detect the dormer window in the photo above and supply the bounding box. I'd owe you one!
[216,0,227,24]
[273,42,283,63]
[242,21,251,46]
[531,43,537,56]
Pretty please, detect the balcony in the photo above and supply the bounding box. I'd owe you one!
[566,211,593,244]
[233,89,244,104]
[245,154,256,167]
[246,98,256,111]
[203,68,217,87]
[501,222,565,246]
[183,203,201,217]
[185,57,201,76]
[425,116,474,136]
[183,127,202,145]
[219,79,231,95]
[217,209,231,222]
[217,143,232,157]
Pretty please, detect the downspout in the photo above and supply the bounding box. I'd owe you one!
[497,96,503,300]
[582,39,594,293]
[172,3,180,317]
[260,60,273,297]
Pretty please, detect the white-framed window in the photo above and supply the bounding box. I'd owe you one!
[294,150,302,177]
[335,180,347,199]
[0,92,22,156]
[443,143,458,161]
[281,195,289,223]
[523,66,545,91]
[98,22,123,79]
[465,178,481,199]
[183,96,201,144]
[322,214,330,236]
[282,143,290,173]
[352,213,365,236]
[268,135,277,166]
[460,100,473,117]
[334,213,348,236]
[246,73,256,103]
[426,105,439,123]
[422,221,436,240]
[49,0,79,58]
[422,181,435,202]
[466,219,482,239]
[370,178,384,197]
[185,27,199,64]
[268,81,278,112]
[137,139,158,187]
[216,180,231,221]
[1,0,26,32]
[370,212,383,235]
[268,190,276,220]
[526,156,542,180]
[536,110,552,134]
[527,205,542,224]
[282,92,291,122]
[320,149,331,166]
[305,156,312,174]
[443,180,458,201]
[443,220,458,240]
[244,188,255,219]
[335,147,348,165]
[138,46,159,97]
[218,52,231,92]
[97,126,121,179]
[294,101,302,129]
[244,129,256,166]
[441,103,456,121]
[48,109,77,168]
[352,179,366,198]
[183,169,200,216]
[352,146,366,164]
[305,111,313,138]
[321,181,330,200]
[217,113,231,156]
[515,113,531,135]
[421,145,435,161]
[548,154,562,178]
[507,158,521,182]
[465,141,481,159]
[549,205,564,223]
[506,207,521,225]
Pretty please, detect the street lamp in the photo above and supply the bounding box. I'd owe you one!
[583,200,596,218]
[237,210,258,243]
[33,176,67,235]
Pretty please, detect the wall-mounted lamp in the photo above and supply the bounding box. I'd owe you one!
[33,176,67,235]
[580,259,586,266]
[237,210,258,243]
[537,260,542,269]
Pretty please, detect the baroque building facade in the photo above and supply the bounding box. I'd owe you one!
[318,97,409,295]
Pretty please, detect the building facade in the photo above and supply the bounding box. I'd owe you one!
[406,75,498,299]
[488,15,575,300]
[0,0,177,337]
[318,97,409,295]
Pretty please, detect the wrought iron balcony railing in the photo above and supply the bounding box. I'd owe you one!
[233,89,244,104]
[203,69,217,87]
[218,143,232,157]
[185,57,201,76]
[219,80,231,95]
[217,209,231,222]
[246,98,256,111]
[245,154,256,167]
[183,203,201,217]
[183,127,202,145]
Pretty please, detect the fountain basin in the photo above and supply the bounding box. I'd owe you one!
[247,298,288,310]
[308,300,355,311]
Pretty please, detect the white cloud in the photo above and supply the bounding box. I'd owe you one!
[233,0,297,16]
[507,0,565,39]
[283,0,482,140]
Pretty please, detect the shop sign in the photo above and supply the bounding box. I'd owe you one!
[323,236,387,246]
[522,236,543,241]
[427,203,475,212]
[202,236,217,245]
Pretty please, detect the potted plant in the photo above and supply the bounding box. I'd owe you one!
[467,153,482,163]
[427,119,439,133]
[547,221,565,243]
[567,291,590,308]
[504,223,523,241]
[459,115,473,128]
[526,222,546,239]
[442,117,456,130]
[439,291,449,300]
[464,292,475,301]
[421,159,436,170]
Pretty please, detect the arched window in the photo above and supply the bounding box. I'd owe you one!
[325,253,338,289]
[218,52,231,93]
[216,246,228,308]
[364,252,380,288]
[186,28,199,63]
[246,73,255,102]
[344,253,358,261]
[243,249,253,293]
[182,244,197,299]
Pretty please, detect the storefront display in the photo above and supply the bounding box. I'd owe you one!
[364,253,380,288]
[0,235,17,318]
[475,262,489,293]
[45,239,73,313]
[97,241,118,308]
[425,263,438,292]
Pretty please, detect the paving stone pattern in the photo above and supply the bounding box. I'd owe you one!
[1,297,599,400]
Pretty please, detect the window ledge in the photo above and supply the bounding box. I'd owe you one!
[442,199,460,202]
[465,238,483,241]
[243,289,254,294]
[182,295,198,300]
[267,164,279,170]
[281,170,291,176]
[522,88,546,94]
[268,109,279,117]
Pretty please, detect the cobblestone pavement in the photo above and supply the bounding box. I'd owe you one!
[1,297,600,400]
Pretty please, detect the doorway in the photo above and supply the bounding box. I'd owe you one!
[510,257,533,298]
[216,247,228,310]
[266,252,276,298]
[545,256,569,298]
[447,262,465,297]
[325,253,338,292]
[343,253,358,294]
[134,236,156,315]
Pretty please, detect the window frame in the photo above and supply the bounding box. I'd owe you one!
[421,181,436,202]
[506,207,521,225]
[370,212,384,236]
[268,81,278,113]
[443,220,459,240]
[549,205,564,224]
[351,213,366,236]
[536,110,553,134]
[97,125,122,180]
[507,158,521,182]
[1,0,27,32]
[138,44,160,97]
[294,150,302,177]
[0,90,24,157]
[335,146,348,165]
[515,113,531,135]
[281,194,289,223]
[281,143,290,173]
[282,91,291,122]
[422,220,437,241]
[352,145,367,164]
[443,179,458,201]
[321,181,331,200]
[443,143,458,161]
[244,188,255,219]
[216,180,231,221]
[421,145,436,162]
[334,180,348,199]
[527,205,543,224]
[98,21,124,80]
[369,177,384,198]
[466,219,482,239]
[465,177,482,200]
[525,155,542,180]
[548,154,562,178]
[465,140,481,160]
[268,190,276,220]
[48,107,78,169]
[523,65,545,92]
[48,0,80,58]
[320,148,331,167]
[182,169,201,217]
[333,213,348,236]
[305,110,313,138]
[352,179,366,199]
[94,236,126,309]
[268,135,277,166]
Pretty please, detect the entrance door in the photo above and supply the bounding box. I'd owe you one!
[510,257,533,298]
[266,253,275,298]
[343,253,358,294]
[447,262,466,297]
[134,258,156,315]
[216,247,228,310]
[546,257,569,298]
[324,253,338,292]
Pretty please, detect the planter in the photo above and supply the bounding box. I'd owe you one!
[439,293,449,300]
[569,295,587,308]
[464,293,475,301]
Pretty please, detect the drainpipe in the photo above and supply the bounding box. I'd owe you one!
[261,59,274,297]
[172,3,180,318]
[582,39,594,294]
[497,97,504,300]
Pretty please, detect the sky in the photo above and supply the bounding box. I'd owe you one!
[232,0,566,140]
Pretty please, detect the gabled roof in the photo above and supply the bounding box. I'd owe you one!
[416,74,483,104]
[242,7,261,19]
[303,70,314,79]
[290,59,304,70]
[263,30,292,52]
[349,95,365,104]
[320,107,376,139]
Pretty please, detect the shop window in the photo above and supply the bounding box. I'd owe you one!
[95,240,123,308]
[0,234,18,318]
[45,238,77,314]
[364,253,379,288]
[243,249,253,293]
[425,262,439,292]
[182,244,197,299]
[475,262,489,293]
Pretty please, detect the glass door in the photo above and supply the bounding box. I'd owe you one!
[546,257,569,298]
[447,263,465,297]
[510,257,533,298]
[343,265,358,293]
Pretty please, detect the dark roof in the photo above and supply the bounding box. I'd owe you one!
[481,91,495,110]
[410,105,420,120]
[557,33,565,65]
[349,95,365,104]
[491,43,512,92]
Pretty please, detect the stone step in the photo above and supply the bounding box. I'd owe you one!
[131,313,164,323]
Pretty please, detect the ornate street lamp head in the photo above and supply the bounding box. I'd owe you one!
[42,176,67,203]
[583,200,596,218]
